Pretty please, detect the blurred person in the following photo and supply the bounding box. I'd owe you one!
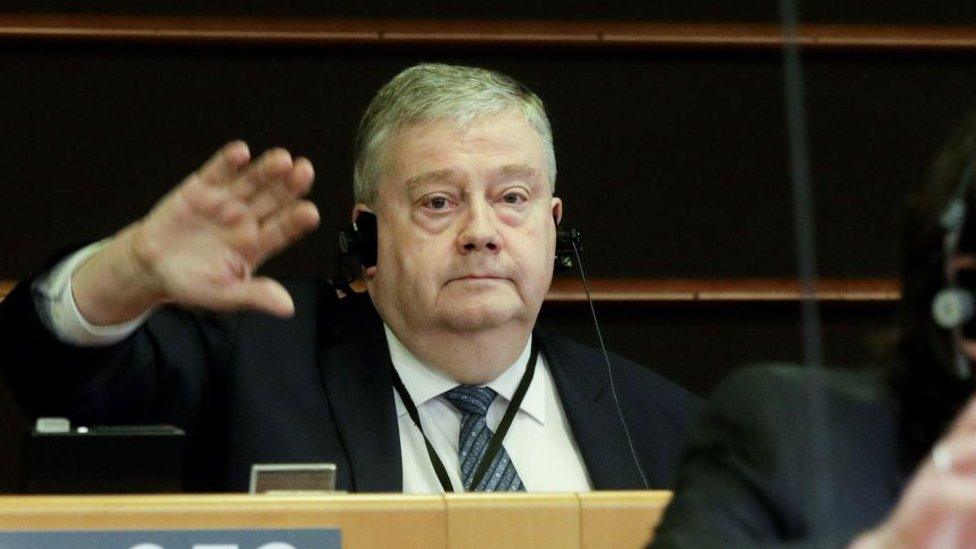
[653,109,976,547]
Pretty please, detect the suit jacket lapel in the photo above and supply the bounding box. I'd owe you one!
[537,332,645,489]
[318,298,402,492]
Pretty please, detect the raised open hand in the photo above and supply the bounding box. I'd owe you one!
[72,142,320,324]
[851,394,976,548]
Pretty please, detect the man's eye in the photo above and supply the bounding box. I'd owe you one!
[503,192,527,205]
[426,196,451,210]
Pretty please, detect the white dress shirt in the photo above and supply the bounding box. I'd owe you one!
[386,325,592,493]
[33,246,593,493]
[33,241,152,346]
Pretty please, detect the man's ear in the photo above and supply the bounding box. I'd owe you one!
[551,197,563,225]
[352,203,372,223]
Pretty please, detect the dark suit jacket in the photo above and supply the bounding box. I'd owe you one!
[653,366,907,548]
[0,275,699,493]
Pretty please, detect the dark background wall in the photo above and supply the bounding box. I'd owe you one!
[9,47,975,279]
[2,2,972,490]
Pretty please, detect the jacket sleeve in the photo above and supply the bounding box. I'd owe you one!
[0,267,239,432]
[651,367,866,549]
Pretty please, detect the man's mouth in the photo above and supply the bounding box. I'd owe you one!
[449,274,511,284]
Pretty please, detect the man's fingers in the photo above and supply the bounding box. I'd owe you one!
[248,156,315,221]
[288,157,315,196]
[230,147,293,200]
[179,173,235,219]
[910,475,976,516]
[196,141,250,187]
[257,201,321,258]
[948,393,976,436]
[225,277,295,318]
[217,199,249,226]
[925,439,976,477]
[180,174,257,231]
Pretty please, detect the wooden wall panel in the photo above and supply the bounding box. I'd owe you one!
[539,301,898,395]
[0,492,670,547]
[3,2,976,25]
[0,278,902,304]
[0,16,950,396]
[580,491,671,549]
[445,494,580,548]
[3,17,976,51]
[0,494,448,547]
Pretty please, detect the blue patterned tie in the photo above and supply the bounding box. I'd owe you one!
[443,386,525,491]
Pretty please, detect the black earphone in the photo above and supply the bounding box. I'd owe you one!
[337,211,582,271]
[337,211,378,268]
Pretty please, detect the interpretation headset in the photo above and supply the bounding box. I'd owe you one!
[337,211,378,269]
[337,211,582,272]
[929,151,976,378]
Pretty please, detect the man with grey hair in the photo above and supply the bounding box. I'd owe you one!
[1,64,697,493]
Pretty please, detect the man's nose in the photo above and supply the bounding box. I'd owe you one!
[457,201,501,254]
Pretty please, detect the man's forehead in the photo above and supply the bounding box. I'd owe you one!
[404,164,541,189]
[373,111,549,197]
[399,113,536,147]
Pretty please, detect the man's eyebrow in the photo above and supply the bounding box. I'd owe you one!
[497,164,539,181]
[404,169,457,189]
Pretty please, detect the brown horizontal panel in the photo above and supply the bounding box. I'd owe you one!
[1,15,976,51]
[0,278,900,304]
[0,280,14,301]
[0,15,381,46]
[601,22,976,51]
[547,277,901,303]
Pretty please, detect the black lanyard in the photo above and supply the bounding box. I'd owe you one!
[390,339,539,492]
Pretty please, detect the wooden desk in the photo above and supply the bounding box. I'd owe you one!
[0,491,671,548]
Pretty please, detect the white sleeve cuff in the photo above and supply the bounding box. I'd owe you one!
[32,241,153,347]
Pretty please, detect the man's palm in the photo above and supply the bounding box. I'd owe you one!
[131,142,320,317]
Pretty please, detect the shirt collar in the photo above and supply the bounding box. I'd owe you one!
[384,325,547,425]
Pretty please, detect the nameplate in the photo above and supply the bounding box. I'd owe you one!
[0,528,340,548]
